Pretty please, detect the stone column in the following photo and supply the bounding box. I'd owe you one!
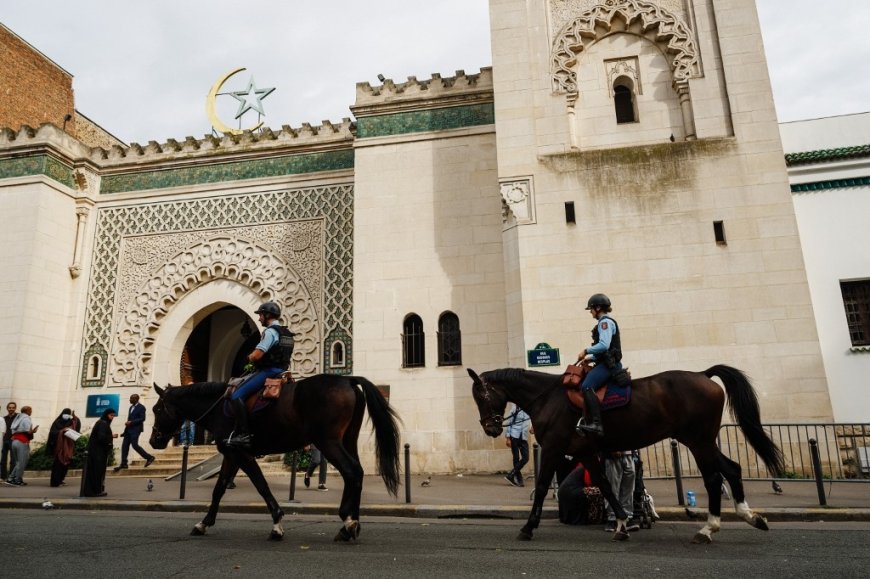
[675,80,696,141]
[69,206,89,278]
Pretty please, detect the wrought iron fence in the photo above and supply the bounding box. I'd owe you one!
[640,423,870,482]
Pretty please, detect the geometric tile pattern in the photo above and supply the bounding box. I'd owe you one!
[791,176,870,193]
[0,154,75,188]
[356,103,495,139]
[81,184,354,386]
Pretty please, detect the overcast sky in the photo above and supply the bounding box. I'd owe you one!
[3,1,868,144]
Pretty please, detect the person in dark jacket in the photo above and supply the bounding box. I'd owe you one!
[83,408,117,497]
[48,408,81,487]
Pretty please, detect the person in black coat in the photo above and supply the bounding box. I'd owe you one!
[83,408,117,497]
[48,408,81,487]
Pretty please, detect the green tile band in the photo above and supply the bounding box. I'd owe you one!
[100,148,354,194]
[791,176,870,192]
[785,144,870,166]
[0,154,75,188]
[356,102,495,138]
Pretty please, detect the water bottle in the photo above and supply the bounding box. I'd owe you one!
[687,490,696,507]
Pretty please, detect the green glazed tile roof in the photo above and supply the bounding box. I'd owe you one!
[785,144,870,166]
[791,176,870,192]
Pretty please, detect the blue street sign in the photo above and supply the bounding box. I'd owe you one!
[86,393,121,417]
[527,342,560,367]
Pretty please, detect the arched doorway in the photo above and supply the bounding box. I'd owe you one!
[178,305,259,445]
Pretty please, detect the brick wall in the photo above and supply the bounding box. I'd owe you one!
[0,24,75,133]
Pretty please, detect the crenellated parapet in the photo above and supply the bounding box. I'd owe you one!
[90,118,355,168]
[0,119,356,194]
[352,68,493,117]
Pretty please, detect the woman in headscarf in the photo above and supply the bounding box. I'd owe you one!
[48,408,81,487]
[82,408,117,497]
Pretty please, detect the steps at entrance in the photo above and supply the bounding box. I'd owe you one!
[110,445,290,478]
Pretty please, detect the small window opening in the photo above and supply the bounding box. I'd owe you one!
[713,221,727,245]
[331,341,346,368]
[565,201,576,224]
[613,77,637,124]
[437,311,462,366]
[87,355,102,380]
[402,314,425,368]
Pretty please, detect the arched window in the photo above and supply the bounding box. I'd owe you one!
[613,77,637,124]
[331,341,346,368]
[437,311,462,366]
[402,314,425,368]
[87,355,102,380]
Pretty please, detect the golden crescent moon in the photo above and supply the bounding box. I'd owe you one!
[205,67,264,135]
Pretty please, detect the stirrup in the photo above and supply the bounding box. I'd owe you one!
[576,421,604,437]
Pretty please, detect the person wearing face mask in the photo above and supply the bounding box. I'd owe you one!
[48,409,82,487]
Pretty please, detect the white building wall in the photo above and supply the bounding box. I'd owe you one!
[353,128,509,472]
[782,113,870,422]
[489,0,831,420]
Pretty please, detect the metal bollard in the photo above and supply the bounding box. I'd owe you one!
[809,438,827,506]
[404,443,411,504]
[288,452,298,501]
[179,444,189,499]
[671,440,685,506]
[78,450,89,498]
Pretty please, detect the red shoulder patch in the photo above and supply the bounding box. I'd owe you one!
[600,321,608,330]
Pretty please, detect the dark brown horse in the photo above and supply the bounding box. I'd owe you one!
[149,374,401,541]
[468,365,784,543]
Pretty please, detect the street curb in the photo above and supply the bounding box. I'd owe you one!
[2,499,870,522]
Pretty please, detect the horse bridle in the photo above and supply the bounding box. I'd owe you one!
[477,375,506,430]
[153,388,224,440]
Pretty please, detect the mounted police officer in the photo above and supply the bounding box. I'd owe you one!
[225,301,294,450]
[575,293,625,437]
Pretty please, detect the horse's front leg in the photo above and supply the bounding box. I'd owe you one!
[236,452,285,540]
[192,459,238,536]
[520,453,557,541]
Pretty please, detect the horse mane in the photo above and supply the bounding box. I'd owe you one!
[168,381,227,398]
[483,367,560,387]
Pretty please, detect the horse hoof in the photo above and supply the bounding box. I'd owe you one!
[190,526,206,536]
[752,515,769,531]
[611,530,630,542]
[269,530,284,541]
[334,526,353,542]
[691,532,713,544]
[516,531,533,541]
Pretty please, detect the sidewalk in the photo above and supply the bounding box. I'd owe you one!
[2,471,869,521]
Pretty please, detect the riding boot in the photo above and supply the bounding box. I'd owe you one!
[225,399,253,450]
[576,389,605,437]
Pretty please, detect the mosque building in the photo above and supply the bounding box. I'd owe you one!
[1,1,866,474]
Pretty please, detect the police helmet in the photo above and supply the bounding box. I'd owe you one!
[585,293,611,310]
[254,301,281,318]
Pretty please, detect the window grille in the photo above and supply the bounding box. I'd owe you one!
[437,311,462,366]
[402,314,425,367]
[841,280,870,347]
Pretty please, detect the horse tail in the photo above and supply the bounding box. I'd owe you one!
[353,377,402,496]
[704,365,785,476]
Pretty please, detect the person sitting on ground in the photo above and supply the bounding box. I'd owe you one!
[225,301,294,450]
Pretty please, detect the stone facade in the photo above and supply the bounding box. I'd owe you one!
[0,2,843,474]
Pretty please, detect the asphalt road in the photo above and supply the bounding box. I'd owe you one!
[2,510,868,578]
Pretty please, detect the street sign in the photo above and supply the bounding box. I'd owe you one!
[86,393,121,417]
[527,342,560,367]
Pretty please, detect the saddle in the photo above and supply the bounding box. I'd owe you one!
[224,371,294,416]
[563,364,632,412]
